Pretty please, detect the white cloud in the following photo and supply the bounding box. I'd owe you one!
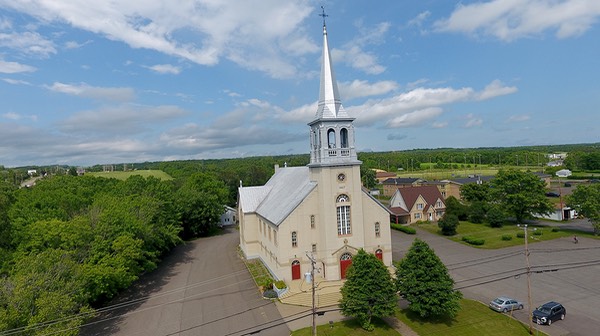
[476,79,518,100]
[0,30,56,57]
[60,104,187,134]
[64,40,92,49]
[435,0,600,41]
[386,107,443,128]
[0,59,36,73]
[46,82,135,102]
[2,78,32,85]
[332,21,390,75]
[147,64,181,74]
[408,11,431,28]
[432,121,448,128]
[0,0,316,78]
[2,112,37,121]
[339,80,398,100]
[508,114,531,122]
[464,114,483,128]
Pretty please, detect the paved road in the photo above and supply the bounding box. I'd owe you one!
[80,228,289,336]
[391,226,600,336]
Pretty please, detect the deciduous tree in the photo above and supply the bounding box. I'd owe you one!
[395,239,462,318]
[340,249,397,331]
[567,184,600,235]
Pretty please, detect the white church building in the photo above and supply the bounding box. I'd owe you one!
[238,20,392,282]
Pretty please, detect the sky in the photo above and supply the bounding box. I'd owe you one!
[1,0,599,168]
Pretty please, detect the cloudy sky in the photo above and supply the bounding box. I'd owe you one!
[1,0,599,168]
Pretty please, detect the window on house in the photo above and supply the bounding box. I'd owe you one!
[274,231,277,246]
[312,244,317,253]
[415,213,421,219]
[375,222,381,237]
[336,194,349,202]
[436,201,443,208]
[441,191,446,198]
[417,203,424,210]
[310,215,315,229]
[291,231,297,247]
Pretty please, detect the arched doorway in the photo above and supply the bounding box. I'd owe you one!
[375,249,383,261]
[340,253,353,279]
[291,260,301,280]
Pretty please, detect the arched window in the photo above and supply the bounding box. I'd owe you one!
[375,222,381,237]
[340,128,349,148]
[291,231,297,247]
[336,194,349,203]
[327,128,336,148]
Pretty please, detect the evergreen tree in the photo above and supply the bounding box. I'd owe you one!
[395,239,462,318]
[438,213,459,236]
[340,249,397,331]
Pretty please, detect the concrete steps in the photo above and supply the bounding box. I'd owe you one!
[279,279,343,308]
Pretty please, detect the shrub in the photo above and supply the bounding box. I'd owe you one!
[390,223,416,234]
[533,230,543,236]
[263,289,278,299]
[274,280,287,289]
[261,279,273,290]
[438,214,459,236]
[552,227,560,232]
[501,234,513,241]
[462,236,485,245]
[516,232,525,238]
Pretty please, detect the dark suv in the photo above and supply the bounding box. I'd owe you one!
[532,301,566,325]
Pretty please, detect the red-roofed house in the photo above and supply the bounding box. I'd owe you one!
[388,185,446,224]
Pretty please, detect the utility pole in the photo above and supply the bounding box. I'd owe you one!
[306,252,317,336]
[518,224,534,335]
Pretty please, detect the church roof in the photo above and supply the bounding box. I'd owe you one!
[314,23,349,120]
[239,166,316,226]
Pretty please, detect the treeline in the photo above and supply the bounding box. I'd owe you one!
[0,173,228,335]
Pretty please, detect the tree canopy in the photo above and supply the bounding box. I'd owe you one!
[395,239,462,318]
[340,249,397,331]
[567,183,600,234]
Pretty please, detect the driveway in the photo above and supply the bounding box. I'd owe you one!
[391,228,600,336]
[80,228,289,336]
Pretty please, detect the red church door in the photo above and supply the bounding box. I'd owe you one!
[340,253,353,279]
[291,260,301,280]
[375,249,383,261]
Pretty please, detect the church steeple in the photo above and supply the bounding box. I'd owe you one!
[308,8,359,167]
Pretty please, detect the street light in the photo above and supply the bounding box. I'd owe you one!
[517,224,535,335]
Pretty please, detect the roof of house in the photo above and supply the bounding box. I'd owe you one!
[381,177,424,185]
[449,175,495,185]
[376,171,396,179]
[391,185,444,213]
[238,166,317,226]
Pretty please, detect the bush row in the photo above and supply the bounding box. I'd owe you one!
[462,236,485,245]
[390,223,417,234]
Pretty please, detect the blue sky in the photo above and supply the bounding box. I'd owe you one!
[1,0,599,168]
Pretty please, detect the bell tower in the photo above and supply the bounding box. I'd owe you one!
[308,13,360,168]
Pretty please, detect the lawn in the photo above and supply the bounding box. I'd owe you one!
[396,299,547,336]
[244,259,274,288]
[291,317,400,336]
[87,169,173,180]
[416,221,597,249]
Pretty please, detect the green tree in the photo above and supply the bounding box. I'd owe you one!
[468,201,487,224]
[360,166,377,189]
[486,204,507,228]
[438,213,459,235]
[395,239,462,318]
[444,196,468,220]
[460,182,491,203]
[567,184,600,235]
[489,169,553,223]
[340,249,397,331]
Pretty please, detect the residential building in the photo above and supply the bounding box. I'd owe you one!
[388,185,446,224]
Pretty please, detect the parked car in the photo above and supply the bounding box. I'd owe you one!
[545,191,560,197]
[489,296,524,313]
[532,301,566,325]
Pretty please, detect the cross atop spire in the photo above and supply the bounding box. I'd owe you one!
[319,6,328,27]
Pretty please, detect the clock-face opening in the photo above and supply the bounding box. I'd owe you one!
[337,173,346,182]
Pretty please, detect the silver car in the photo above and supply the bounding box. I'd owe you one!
[489,296,524,313]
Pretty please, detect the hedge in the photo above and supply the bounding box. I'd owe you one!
[390,223,416,234]
[462,236,485,246]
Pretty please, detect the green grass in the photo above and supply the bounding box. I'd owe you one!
[416,221,598,249]
[291,317,400,336]
[87,170,173,180]
[396,299,547,336]
[245,259,274,288]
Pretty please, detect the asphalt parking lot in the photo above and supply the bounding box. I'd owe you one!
[391,228,600,336]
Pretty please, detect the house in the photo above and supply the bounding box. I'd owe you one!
[219,205,237,227]
[238,20,392,283]
[375,170,396,183]
[27,169,37,176]
[388,185,446,224]
[532,172,552,188]
[381,177,425,197]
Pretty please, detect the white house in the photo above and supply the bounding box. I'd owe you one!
[219,205,237,227]
[238,21,392,282]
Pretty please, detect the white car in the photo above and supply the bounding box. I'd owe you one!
[489,296,524,313]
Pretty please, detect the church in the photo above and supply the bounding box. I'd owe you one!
[238,18,392,282]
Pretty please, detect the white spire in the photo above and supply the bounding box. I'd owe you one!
[315,20,348,119]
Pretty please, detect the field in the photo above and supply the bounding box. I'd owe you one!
[87,169,173,180]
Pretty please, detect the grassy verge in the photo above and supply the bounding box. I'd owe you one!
[244,258,274,288]
[396,299,547,336]
[291,317,400,336]
[416,221,598,249]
